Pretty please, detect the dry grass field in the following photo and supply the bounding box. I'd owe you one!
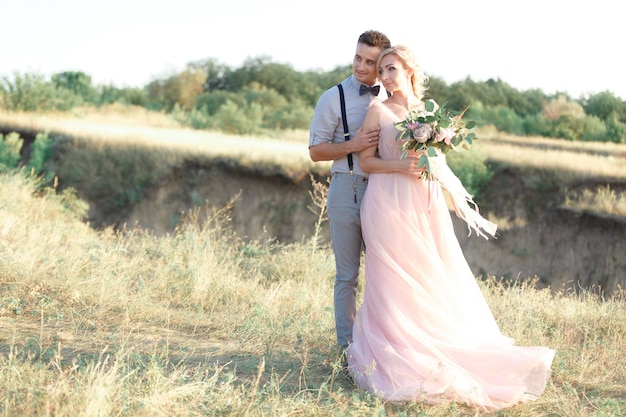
[1,107,625,416]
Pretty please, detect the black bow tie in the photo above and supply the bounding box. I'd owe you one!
[359,84,381,96]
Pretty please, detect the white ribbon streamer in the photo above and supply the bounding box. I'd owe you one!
[428,155,497,240]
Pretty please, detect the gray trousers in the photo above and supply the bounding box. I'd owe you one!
[327,172,368,348]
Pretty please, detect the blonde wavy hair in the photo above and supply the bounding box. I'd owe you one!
[377,45,429,100]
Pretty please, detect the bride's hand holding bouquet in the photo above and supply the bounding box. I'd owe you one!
[395,98,477,178]
[395,99,497,239]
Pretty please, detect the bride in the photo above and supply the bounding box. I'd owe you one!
[346,44,555,411]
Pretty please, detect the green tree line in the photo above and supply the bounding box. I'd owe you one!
[1,56,625,142]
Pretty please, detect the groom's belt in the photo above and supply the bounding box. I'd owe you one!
[332,172,368,182]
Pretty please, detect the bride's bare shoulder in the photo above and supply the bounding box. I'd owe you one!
[380,100,407,119]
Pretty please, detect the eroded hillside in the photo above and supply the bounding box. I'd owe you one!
[2,124,625,294]
[119,161,626,295]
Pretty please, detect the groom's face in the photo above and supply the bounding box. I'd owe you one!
[353,43,382,86]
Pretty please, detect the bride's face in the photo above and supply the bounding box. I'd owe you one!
[379,54,411,94]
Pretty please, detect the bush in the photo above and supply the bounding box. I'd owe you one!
[214,100,263,135]
[446,147,493,200]
[99,85,149,107]
[605,112,626,143]
[26,131,55,178]
[522,113,550,136]
[576,115,608,142]
[0,72,87,111]
[52,71,98,105]
[171,104,215,130]
[265,101,313,130]
[54,138,170,213]
[0,132,23,171]
[544,114,609,141]
[193,90,246,115]
[0,73,59,111]
[468,103,525,135]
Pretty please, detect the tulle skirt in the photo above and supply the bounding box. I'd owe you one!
[347,172,554,411]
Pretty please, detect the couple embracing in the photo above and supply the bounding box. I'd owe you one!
[308,30,554,412]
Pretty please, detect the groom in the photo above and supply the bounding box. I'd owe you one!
[308,30,391,362]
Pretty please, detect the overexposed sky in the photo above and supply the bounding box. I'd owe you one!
[2,0,624,99]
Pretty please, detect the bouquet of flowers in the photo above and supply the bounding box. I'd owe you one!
[395,99,497,239]
[395,99,477,177]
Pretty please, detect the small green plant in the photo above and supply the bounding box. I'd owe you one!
[26,131,54,178]
[446,147,493,200]
[0,131,23,170]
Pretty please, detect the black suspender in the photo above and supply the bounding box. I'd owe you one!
[337,84,353,175]
[338,83,359,203]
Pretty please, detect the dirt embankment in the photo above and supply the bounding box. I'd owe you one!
[107,162,626,295]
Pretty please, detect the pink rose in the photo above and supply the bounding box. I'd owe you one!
[435,127,455,145]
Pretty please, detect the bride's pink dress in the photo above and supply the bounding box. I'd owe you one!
[347,102,554,411]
